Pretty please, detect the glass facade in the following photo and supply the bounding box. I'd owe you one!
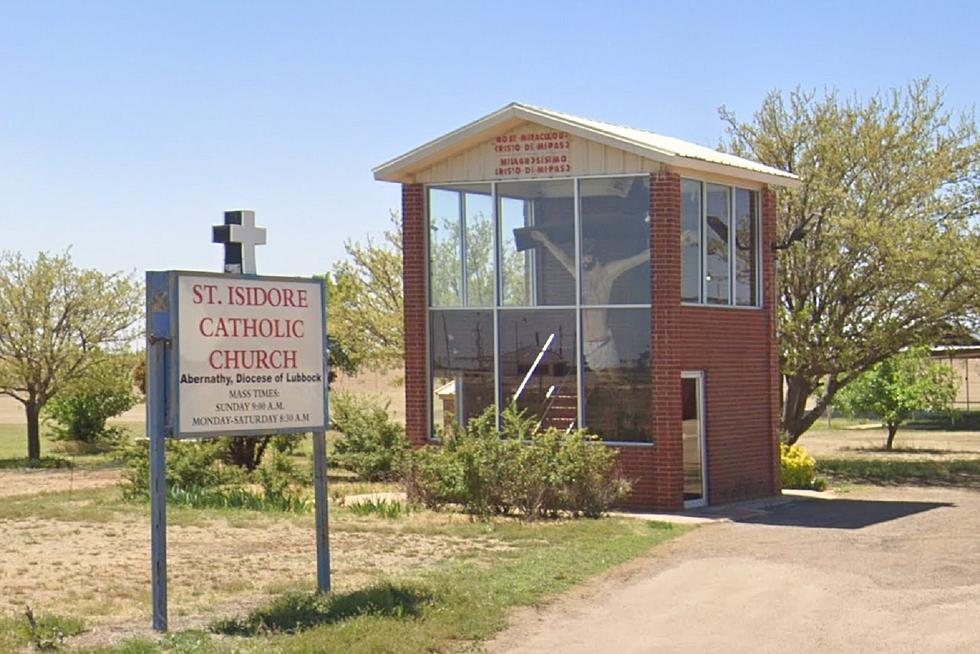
[427,176,651,442]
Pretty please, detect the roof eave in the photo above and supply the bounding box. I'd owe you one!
[374,103,801,189]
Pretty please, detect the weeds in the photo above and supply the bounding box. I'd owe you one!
[343,498,409,519]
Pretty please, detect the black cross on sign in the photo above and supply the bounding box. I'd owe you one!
[212,210,267,275]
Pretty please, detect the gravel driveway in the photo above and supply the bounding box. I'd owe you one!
[486,486,980,654]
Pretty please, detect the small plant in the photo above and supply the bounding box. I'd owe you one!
[345,497,409,519]
[331,392,410,481]
[780,443,825,490]
[22,605,84,651]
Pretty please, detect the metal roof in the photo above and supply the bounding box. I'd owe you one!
[373,102,800,187]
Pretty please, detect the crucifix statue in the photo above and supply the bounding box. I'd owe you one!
[212,210,267,274]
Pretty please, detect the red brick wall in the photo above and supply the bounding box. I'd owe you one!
[762,188,782,496]
[646,171,683,511]
[402,184,428,447]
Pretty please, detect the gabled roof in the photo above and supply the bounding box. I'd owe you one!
[373,102,800,187]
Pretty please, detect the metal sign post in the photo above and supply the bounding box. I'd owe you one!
[146,272,173,632]
[145,212,330,632]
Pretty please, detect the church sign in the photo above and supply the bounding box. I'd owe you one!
[173,273,327,436]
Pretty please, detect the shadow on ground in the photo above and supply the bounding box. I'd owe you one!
[212,582,433,636]
[737,497,954,530]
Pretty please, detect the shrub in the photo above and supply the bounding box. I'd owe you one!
[331,392,410,481]
[780,443,825,490]
[120,438,246,500]
[44,354,138,444]
[406,405,631,519]
[120,439,311,512]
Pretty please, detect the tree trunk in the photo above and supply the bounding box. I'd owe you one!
[26,401,41,461]
[782,374,841,444]
[782,376,815,444]
[885,424,899,450]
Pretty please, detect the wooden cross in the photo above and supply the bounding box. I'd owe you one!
[212,210,267,274]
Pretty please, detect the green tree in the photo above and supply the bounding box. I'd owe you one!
[325,213,404,371]
[0,251,142,460]
[44,352,139,444]
[835,347,958,450]
[721,80,980,442]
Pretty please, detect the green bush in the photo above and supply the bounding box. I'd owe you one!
[120,440,309,512]
[406,405,630,519]
[44,354,138,444]
[120,438,246,500]
[780,443,825,490]
[331,392,410,481]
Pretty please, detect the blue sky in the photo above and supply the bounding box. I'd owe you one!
[1,1,977,278]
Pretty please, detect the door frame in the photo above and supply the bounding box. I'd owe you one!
[682,371,707,509]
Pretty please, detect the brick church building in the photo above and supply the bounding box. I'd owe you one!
[374,103,798,510]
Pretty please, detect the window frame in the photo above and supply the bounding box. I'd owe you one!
[425,174,654,445]
[680,177,762,310]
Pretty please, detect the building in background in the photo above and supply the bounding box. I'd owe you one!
[374,103,798,510]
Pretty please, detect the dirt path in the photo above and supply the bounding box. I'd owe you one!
[485,486,980,654]
[0,467,121,498]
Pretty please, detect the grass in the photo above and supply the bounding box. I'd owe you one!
[0,486,137,523]
[0,610,85,652]
[818,457,980,488]
[77,517,685,654]
[0,421,142,470]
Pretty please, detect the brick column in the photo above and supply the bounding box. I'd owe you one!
[402,184,428,447]
[761,187,782,495]
[650,171,683,511]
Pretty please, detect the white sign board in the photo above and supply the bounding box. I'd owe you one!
[175,273,327,436]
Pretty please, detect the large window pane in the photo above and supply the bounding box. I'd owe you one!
[579,176,650,305]
[498,309,577,431]
[705,183,731,305]
[734,188,758,307]
[428,188,462,306]
[681,179,702,302]
[582,308,651,442]
[428,184,493,307]
[498,180,575,306]
[430,310,495,435]
[464,189,495,306]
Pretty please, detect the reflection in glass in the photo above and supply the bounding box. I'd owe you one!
[577,176,651,305]
[498,309,577,431]
[430,310,495,435]
[705,184,731,304]
[428,184,493,307]
[681,180,702,302]
[428,188,462,306]
[682,377,704,502]
[734,189,757,307]
[464,190,494,306]
[582,309,651,442]
[498,180,575,306]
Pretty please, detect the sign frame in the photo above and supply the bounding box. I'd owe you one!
[150,269,329,440]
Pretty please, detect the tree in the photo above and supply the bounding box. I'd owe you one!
[44,352,139,444]
[721,80,980,442]
[835,347,958,450]
[0,251,142,460]
[325,212,404,371]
